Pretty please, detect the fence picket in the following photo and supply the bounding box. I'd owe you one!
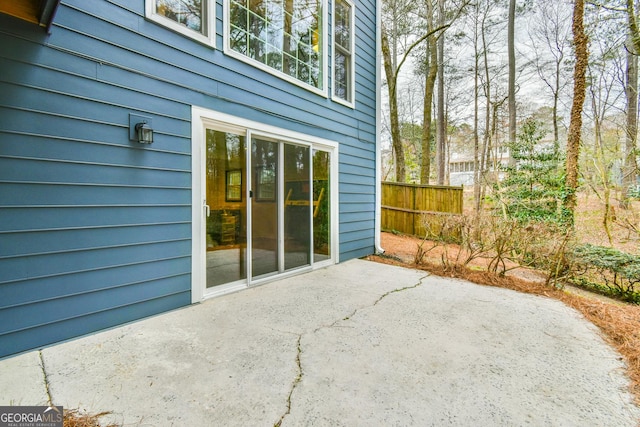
[381,182,463,236]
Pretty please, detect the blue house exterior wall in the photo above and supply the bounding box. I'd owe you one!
[0,0,378,358]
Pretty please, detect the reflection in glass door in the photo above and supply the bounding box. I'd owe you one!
[251,137,279,278]
[313,150,331,262]
[205,129,247,288]
[284,144,311,270]
[251,139,316,279]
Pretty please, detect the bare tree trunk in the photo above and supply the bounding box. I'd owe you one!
[436,0,446,185]
[591,93,614,245]
[565,0,588,224]
[381,26,406,182]
[628,0,640,52]
[624,20,639,206]
[553,59,561,144]
[421,1,438,184]
[283,0,293,73]
[481,12,492,197]
[507,0,516,165]
[491,99,508,219]
[473,4,481,212]
[421,62,433,184]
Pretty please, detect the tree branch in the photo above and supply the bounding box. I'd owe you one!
[393,24,451,84]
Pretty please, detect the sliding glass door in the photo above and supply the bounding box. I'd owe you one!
[251,137,280,278]
[205,129,247,288]
[200,120,334,296]
[313,149,331,263]
[284,144,311,270]
[251,138,313,279]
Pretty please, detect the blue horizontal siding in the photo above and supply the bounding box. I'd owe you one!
[0,275,188,334]
[340,237,375,260]
[340,220,375,233]
[0,157,190,188]
[339,154,375,170]
[340,182,376,195]
[0,182,190,206]
[0,0,377,357]
[0,240,191,284]
[0,82,191,141]
[0,206,191,232]
[340,210,375,223]
[1,293,190,358]
[0,106,190,157]
[0,223,191,259]
[340,227,375,242]
[55,2,363,136]
[0,257,191,308]
[0,132,191,171]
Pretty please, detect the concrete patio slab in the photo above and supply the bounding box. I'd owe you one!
[0,259,638,426]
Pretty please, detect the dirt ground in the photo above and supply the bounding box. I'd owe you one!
[373,230,640,409]
[573,192,640,255]
[459,190,640,255]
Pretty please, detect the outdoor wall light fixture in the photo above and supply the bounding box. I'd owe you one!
[129,113,154,145]
[135,121,153,144]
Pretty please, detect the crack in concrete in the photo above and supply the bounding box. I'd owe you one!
[274,335,302,427]
[38,351,54,407]
[274,274,429,426]
[372,274,430,306]
[332,274,430,325]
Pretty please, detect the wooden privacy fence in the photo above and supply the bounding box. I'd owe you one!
[381,182,463,237]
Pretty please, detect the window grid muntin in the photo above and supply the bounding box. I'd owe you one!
[332,0,353,104]
[229,0,324,89]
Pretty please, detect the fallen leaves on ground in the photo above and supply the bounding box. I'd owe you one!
[64,409,117,427]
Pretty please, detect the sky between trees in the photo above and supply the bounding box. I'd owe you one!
[381,0,638,203]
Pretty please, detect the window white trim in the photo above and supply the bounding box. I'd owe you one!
[146,0,215,47]
[223,0,329,97]
[331,0,355,108]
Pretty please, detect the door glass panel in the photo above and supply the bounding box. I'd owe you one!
[251,138,279,278]
[206,129,247,287]
[284,144,311,270]
[313,150,331,262]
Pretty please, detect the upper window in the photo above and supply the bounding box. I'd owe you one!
[226,0,325,93]
[146,0,214,45]
[332,0,354,106]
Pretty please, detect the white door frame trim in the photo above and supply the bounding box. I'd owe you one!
[191,106,339,303]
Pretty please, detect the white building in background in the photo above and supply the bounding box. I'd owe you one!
[448,145,510,186]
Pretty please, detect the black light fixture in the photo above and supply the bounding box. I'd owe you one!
[129,113,154,145]
[135,121,154,144]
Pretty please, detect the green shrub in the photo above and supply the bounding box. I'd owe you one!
[496,118,570,226]
[628,184,640,199]
[569,244,640,303]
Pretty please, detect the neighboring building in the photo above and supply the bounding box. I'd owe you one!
[449,145,510,187]
[0,0,381,358]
